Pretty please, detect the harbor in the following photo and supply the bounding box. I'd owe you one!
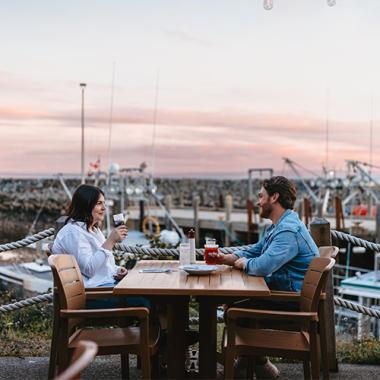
[2,0,380,378]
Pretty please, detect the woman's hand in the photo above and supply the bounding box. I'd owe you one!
[109,225,128,243]
[114,266,128,280]
[102,225,128,250]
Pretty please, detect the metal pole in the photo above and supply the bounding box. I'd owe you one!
[80,83,87,184]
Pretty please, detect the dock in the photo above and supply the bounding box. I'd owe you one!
[127,207,377,240]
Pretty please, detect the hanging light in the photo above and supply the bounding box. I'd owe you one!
[263,0,273,11]
[263,0,336,11]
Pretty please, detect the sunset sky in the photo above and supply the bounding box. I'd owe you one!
[1,0,380,178]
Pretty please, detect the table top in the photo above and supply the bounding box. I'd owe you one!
[113,260,270,297]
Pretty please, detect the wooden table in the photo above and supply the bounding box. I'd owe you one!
[113,260,270,379]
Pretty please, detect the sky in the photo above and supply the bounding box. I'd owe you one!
[1,0,380,178]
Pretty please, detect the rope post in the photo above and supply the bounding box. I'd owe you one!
[376,204,380,244]
[193,196,200,246]
[225,194,232,247]
[247,199,254,243]
[179,191,184,208]
[139,200,145,232]
[310,218,338,372]
[164,194,173,230]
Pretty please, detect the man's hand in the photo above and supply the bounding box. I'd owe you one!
[114,267,128,280]
[207,251,239,266]
[234,257,248,270]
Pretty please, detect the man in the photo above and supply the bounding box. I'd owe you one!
[209,176,319,378]
[210,175,319,292]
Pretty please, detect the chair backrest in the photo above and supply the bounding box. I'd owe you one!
[48,254,86,311]
[54,340,98,380]
[318,246,339,259]
[300,257,335,313]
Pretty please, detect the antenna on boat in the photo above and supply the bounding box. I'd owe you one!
[369,91,374,176]
[150,69,160,177]
[79,83,87,184]
[106,62,116,168]
[325,87,330,174]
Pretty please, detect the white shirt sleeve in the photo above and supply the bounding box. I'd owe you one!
[53,226,112,279]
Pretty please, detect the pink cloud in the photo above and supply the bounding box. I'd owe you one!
[0,100,378,177]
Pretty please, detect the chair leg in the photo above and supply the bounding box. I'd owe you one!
[137,355,141,369]
[141,352,151,380]
[247,357,255,380]
[224,345,235,380]
[58,347,71,375]
[121,354,129,379]
[319,308,330,380]
[48,293,60,379]
[303,361,311,380]
[310,325,320,380]
[151,353,160,379]
[48,330,58,378]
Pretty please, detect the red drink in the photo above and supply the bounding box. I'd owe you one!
[204,239,219,265]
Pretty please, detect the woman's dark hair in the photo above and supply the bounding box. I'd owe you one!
[66,184,104,229]
[262,176,297,210]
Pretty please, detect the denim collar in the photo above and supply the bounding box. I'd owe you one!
[274,209,292,227]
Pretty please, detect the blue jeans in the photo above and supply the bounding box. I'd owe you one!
[85,281,151,309]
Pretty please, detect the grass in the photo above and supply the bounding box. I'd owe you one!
[0,291,52,356]
[337,338,380,364]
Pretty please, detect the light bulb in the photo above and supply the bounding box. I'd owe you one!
[263,0,273,11]
[125,185,134,196]
[327,0,336,6]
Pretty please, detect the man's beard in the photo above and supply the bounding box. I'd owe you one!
[259,202,273,219]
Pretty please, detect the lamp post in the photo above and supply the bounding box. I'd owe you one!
[80,83,87,184]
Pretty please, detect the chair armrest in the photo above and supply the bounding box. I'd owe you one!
[85,291,115,299]
[269,291,326,301]
[60,307,149,320]
[85,286,114,291]
[227,307,318,322]
[269,290,301,301]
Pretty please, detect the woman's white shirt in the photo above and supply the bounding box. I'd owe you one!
[51,220,119,287]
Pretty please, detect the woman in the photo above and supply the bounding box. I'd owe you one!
[52,184,148,308]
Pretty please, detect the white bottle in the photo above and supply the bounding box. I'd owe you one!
[179,243,190,266]
[188,229,196,264]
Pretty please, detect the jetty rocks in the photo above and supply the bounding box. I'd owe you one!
[0,176,258,227]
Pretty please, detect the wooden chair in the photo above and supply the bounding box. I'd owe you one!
[48,254,160,379]
[48,283,118,379]
[265,246,339,379]
[54,340,98,380]
[223,257,335,380]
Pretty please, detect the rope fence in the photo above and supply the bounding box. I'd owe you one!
[331,229,380,253]
[0,228,55,253]
[1,227,380,257]
[0,226,380,322]
[0,293,53,313]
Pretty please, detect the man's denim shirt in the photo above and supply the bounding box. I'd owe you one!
[234,209,319,292]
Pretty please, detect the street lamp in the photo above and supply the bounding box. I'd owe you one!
[79,83,87,184]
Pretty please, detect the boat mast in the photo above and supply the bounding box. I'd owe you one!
[107,62,116,169]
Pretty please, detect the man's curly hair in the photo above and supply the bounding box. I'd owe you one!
[262,176,297,210]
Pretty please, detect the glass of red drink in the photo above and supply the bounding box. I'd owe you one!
[204,238,219,265]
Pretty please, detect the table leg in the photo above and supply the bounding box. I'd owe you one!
[167,296,188,379]
[199,298,217,379]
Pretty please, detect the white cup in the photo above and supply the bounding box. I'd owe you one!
[179,243,190,266]
[113,213,128,227]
